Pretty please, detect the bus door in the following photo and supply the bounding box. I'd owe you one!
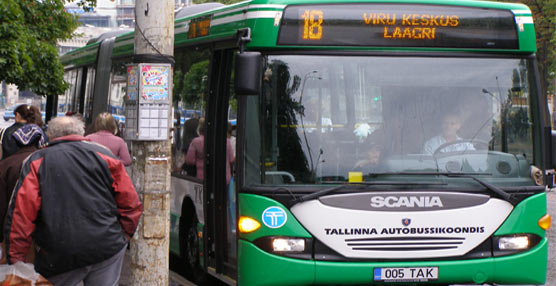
[204,48,237,282]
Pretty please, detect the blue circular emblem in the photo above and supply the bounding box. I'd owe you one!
[261,206,287,229]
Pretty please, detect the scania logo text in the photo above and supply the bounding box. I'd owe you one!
[370,196,443,208]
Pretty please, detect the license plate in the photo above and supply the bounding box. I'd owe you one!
[373,267,438,282]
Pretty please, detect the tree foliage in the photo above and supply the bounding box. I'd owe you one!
[0,0,80,96]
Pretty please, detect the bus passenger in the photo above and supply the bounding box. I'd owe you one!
[353,144,383,174]
[182,117,200,152]
[181,117,200,176]
[423,113,475,154]
[185,118,235,183]
[0,104,44,160]
[86,112,132,166]
[185,118,205,180]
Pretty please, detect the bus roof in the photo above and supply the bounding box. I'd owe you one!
[61,0,535,67]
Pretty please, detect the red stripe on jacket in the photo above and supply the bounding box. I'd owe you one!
[96,152,142,238]
[8,158,43,263]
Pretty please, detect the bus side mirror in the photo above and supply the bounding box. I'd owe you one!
[235,52,262,95]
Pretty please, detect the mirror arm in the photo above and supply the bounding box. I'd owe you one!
[236,28,251,53]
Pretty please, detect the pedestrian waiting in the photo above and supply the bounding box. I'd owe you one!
[0,104,45,160]
[86,112,131,166]
[4,116,142,286]
[0,124,47,263]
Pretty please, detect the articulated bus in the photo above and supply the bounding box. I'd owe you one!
[58,0,553,285]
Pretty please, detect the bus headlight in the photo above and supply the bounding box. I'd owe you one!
[254,236,313,259]
[272,238,305,252]
[498,235,529,250]
[493,234,541,257]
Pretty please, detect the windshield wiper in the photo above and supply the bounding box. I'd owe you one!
[367,172,519,206]
[292,172,518,206]
[443,173,519,206]
[292,181,446,205]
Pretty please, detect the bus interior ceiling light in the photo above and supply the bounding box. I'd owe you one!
[238,216,261,233]
[498,235,530,250]
[272,238,305,252]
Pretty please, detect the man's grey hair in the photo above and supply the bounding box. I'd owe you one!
[46,116,85,139]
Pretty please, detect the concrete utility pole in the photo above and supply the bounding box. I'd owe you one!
[129,1,174,285]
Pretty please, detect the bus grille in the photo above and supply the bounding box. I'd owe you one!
[345,236,465,251]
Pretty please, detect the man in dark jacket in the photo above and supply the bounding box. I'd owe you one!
[4,116,142,285]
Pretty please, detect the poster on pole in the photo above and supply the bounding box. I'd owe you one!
[126,65,139,101]
[140,65,170,102]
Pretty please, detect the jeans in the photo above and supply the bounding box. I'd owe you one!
[46,245,127,286]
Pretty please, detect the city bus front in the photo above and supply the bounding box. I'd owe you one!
[236,2,550,285]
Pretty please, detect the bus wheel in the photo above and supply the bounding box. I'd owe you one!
[179,215,208,284]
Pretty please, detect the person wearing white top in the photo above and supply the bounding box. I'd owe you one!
[423,113,475,154]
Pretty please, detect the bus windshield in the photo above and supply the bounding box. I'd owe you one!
[246,55,538,186]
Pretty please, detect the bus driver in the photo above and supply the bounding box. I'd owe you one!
[423,113,475,154]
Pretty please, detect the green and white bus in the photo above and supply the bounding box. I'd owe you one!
[59,0,552,285]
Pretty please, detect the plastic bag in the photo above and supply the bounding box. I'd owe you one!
[0,262,51,286]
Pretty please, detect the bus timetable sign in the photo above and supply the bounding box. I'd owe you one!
[278,4,519,49]
[124,63,171,141]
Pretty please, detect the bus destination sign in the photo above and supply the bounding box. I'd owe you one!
[278,4,518,49]
[188,16,211,39]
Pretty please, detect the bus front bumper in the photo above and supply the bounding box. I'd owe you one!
[238,238,547,286]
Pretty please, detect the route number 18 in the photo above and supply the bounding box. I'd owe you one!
[301,10,323,40]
